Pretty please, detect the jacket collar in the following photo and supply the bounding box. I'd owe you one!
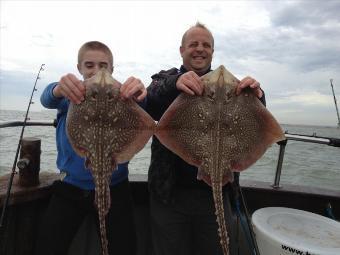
[179,65,212,76]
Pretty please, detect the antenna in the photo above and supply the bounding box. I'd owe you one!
[330,79,340,128]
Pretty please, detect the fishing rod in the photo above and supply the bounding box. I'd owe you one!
[232,180,261,255]
[0,64,45,227]
[330,79,340,128]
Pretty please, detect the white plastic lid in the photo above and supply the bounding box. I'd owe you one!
[252,207,340,253]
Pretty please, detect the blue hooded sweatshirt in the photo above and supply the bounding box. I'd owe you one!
[40,82,129,190]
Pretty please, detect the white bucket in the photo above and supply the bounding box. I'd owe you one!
[252,207,340,255]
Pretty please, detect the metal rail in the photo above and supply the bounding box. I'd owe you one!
[272,132,340,188]
[285,133,340,146]
[0,120,57,128]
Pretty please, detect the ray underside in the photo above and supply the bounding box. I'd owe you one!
[66,69,155,255]
[155,65,285,255]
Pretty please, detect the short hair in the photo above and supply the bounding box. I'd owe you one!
[77,41,113,66]
[181,22,214,48]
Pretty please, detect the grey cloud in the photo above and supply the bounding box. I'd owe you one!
[271,0,340,28]
[268,90,337,126]
[0,69,38,96]
[214,5,340,73]
[264,0,340,71]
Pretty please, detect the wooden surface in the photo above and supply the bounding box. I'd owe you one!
[0,172,148,208]
[0,171,59,255]
[0,171,60,207]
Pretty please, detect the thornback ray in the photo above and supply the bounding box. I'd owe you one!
[66,69,156,255]
[155,65,285,255]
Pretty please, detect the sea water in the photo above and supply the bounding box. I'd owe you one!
[0,110,339,191]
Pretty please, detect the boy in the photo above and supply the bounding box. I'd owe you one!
[36,41,146,255]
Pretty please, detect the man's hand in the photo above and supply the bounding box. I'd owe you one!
[236,76,263,99]
[176,71,204,96]
[120,76,146,102]
[53,74,85,104]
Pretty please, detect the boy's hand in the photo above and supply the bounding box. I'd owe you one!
[235,76,263,99]
[53,74,85,104]
[120,76,146,102]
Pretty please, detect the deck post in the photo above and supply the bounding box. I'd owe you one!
[18,137,41,187]
[272,139,287,189]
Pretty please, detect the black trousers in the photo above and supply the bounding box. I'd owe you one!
[150,186,244,255]
[35,179,136,255]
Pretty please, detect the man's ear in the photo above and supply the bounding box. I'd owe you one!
[179,46,184,57]
[77,63,82,74]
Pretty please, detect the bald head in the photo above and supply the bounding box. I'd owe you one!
[181,22,214,48]
[180,23,214,75]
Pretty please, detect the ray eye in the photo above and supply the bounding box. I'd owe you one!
[106,90,114,101]
[225,91,232,100]
[90,89,98,100]
[207,90,215,100]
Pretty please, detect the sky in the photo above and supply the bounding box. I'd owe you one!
[1,0,340,127]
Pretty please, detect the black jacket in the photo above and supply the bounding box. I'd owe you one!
[146,66,266,203]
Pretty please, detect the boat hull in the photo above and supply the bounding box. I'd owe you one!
[1,172,339,255]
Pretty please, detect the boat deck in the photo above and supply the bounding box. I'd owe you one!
[1,171,339,255]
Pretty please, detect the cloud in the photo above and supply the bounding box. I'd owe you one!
[270,0,340,28]
[1,1,340,126]
[273,91,332,106]
[0,68,50,111]
[267,0,340,71]
[0,70,38,95]
[213,0,340,74]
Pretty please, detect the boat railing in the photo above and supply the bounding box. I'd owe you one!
[273,132,340,188]
[0,120,57,128]
[1,120,340,189]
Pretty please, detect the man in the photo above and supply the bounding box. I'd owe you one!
[146,22,265,255]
